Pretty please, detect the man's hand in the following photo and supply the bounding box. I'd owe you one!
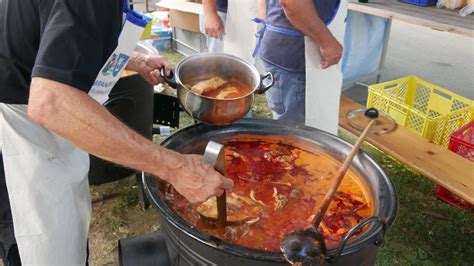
[280,0,343,69]
[319,37,343,69]
[127,52,171,85]
[161,154,234,204]
[205,13,225,40]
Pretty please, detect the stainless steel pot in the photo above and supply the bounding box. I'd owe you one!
[162,53,274,125]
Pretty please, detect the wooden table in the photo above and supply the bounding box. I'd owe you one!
[339,95,474,204]
[349,0,474,37]
[121,70,139,78]
[345,0,474,87]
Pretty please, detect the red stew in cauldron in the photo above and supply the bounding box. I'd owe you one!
[162,139,374,252]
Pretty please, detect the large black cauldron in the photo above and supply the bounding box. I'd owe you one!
[143,119,398,265]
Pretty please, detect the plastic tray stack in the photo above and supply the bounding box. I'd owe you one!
[367,76,473,148]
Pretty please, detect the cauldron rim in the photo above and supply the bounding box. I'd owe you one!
[143,119,398,262]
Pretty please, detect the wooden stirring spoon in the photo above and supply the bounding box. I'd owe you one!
[280,108,381,265]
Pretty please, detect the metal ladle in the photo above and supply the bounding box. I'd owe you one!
[202,141,228,226]
[281,108,396,264]
[199,141,261,226]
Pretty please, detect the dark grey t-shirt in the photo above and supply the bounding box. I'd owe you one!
[260,0,340,73]
[216,0,228,13]
[0,0,123,104]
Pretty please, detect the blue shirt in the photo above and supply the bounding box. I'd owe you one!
[260,0,340,73]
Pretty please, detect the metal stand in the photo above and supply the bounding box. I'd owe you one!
[119,231,170,266]
[153,93,181,129]
[128,0,150,12]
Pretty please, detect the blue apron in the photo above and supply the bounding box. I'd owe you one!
[252,0,341,64]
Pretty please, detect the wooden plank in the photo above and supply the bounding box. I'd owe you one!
[121,70,139,78]
[348,0,474,38]
[156,0,202,14]
[339,96,474,204]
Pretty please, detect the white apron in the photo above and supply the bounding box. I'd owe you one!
[223,0,259,65]
[0,3,147,264]
[251,1,348,133]
[305,0,348,134]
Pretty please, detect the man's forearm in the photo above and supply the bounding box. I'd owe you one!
[280,0,333,46]
[28,77,180,182]
[257,0,266,19]
[202,0,218,16]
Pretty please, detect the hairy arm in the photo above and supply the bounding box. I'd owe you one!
[280,0,342,68]
[126,52,171,84]
[28,77,233,203]
[257,0,266,19]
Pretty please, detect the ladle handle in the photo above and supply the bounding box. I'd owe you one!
[312,118,377,228]
[204,141,228,226]
[217,191,227,226]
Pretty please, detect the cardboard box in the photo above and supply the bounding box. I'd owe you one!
[156,0,202,33]
[155,1,206,55]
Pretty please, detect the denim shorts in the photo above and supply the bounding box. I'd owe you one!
[263,61,306,125]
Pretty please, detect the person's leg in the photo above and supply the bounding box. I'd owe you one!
[263,61,306,124]
[0,154,21,266]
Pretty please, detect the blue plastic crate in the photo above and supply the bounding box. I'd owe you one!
[151,26,172,39]
[151,37,172,51]
[399,0,437,6]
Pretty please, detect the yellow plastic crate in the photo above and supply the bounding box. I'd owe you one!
[367,76,474,147]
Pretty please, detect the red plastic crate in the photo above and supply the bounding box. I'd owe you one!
[435,120,474,210]
[449,120,474,161]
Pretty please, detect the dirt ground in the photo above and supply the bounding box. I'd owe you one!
[89,177,160,265]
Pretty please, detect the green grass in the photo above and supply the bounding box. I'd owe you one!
[340,133,474,265]
[112,183,139,215]
[161,50,473,265]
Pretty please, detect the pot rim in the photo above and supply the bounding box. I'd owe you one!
[143,119,399,262]
[174,52,261,101]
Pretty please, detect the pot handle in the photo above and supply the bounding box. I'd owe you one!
[103,96,135,108]
[255,72,274,94]
[329,216,388,264]
[160,68,178,89]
